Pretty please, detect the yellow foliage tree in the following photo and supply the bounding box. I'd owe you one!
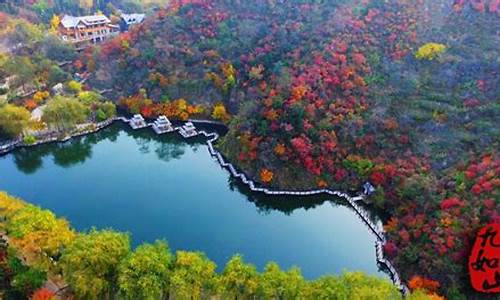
[211,103,230,122]
[415,43,446,60]
[0,192,26,221]
[7,205,75,269]
[50,15,60,32]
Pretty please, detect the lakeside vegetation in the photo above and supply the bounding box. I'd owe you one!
[0,191,424,299]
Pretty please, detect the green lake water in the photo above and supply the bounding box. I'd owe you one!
[0,123,384,279]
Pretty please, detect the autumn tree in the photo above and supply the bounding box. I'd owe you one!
[2,56,36,91]
[49,15,60,32]
[0,104,32,138]
[219,255,259,298]
[6,205,75,269]
[258,262,307,299]
[42,96,87,131]
[211,103,230,122]
[60,229,130,299]
[170,251,217,299]
[118,240,173,300]
[310,272,401,299]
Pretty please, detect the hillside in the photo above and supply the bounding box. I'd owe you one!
[87,0,499,297]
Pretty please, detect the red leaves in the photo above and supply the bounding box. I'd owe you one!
[440,197,464,210]
[351,53,367,66]
[334,168,348,181]
[384,241,398,257]
[370,171,386,186]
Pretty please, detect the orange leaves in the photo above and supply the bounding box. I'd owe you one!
[264,109,279,121]
[290,84,308,102]
[408,275,441,294]
[121,94,203,120]
[260,168,274,183]
[31,288,56,300]
[384,217,399,233]
[316,179,328,188]
[440,216,453,227]
[24,99,38,111]
[383,118,399,130]
[274,144,286,156]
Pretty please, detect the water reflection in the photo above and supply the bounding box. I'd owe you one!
[6,123,382,221]
[0,122,383,278]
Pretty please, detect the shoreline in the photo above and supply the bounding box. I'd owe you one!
[0,116,408,294]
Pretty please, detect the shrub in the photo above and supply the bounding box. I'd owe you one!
[415,43,446,60]
[23,135,36,145]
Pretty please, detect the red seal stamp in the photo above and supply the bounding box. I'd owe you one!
[469,223,500,293]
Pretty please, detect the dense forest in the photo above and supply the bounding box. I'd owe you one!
[0,0,498,299]
[86,1,499,298]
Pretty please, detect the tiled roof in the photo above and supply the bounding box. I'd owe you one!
[60,14,111,28]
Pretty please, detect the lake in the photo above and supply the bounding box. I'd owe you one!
[0,122,384,279]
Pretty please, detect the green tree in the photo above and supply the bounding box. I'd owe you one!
[310,272,402,299]
[60,229,130,299]
[219,254,259,299]
[6,253,47,299]
[170,251,216,299]
[77,90,102,105]
[42,96,87,131]
[2,56,36,91]
[0,104,31,138]
[258,262,307,299]
[118,240,173,300]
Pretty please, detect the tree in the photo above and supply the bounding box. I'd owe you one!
[258,262,307,299]
[211,103,230,122]
[49,15,60,32]
[0,104,31,138]
[66,80,82,94]
[310,272,401,299]
[0,192,26,219]
[6,253,47,299]
[60,229,130,299]
[2,56,36,91]
[6,205,75,269]
[260,168,274,183]
[31,288,56,300]
[118,240,173,300]
[170,251,216,299]
[42,96,87,131]
[415,43,446,60]
[219,255,259,299]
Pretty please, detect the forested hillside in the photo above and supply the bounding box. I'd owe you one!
[0,0,168,22]
[87,0,499,298]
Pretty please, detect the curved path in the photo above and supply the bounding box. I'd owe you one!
[0,116,408,294]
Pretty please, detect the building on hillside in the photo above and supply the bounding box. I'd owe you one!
[119,13,146,32]
[58,14,119,48]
